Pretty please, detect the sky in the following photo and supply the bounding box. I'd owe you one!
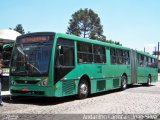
[1,0,160,54]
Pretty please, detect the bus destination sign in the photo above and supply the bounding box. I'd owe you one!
[19,36,52,43]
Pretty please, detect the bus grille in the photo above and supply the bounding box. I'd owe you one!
[62,80,75,95]
[15,80,39,85]
[11,90,44,95]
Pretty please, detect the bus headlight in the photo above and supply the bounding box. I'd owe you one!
[38,77,48,86]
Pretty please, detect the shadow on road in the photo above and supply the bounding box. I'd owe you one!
[3,96,77,106]
[2,84,155,106]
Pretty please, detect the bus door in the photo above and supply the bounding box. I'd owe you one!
[130,50,137,84]
[54,38,75,83]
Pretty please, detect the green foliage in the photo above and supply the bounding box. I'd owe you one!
[14,24,25,34]
[67,8,121,45]
[67,8,105,41]
[104,39,122,46]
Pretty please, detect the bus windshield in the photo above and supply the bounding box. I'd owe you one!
[11,42,53,76]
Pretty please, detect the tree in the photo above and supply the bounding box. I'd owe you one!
[14,24,25,34]
[105,39,122,46]
[67,8,105,41]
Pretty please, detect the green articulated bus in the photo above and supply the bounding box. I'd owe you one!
[9,32,158,99]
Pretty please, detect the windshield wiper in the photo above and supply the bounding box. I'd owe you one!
[25,62,42,74]
[17,45,25,56]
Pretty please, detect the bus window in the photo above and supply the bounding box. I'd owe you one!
[148,57,152,66]
[110,48,116,64]
[110,48,129,65]
[123,51,129,64]
[56,38,74,67]
[94,45,106,63]
[116,49,123,64]
[77,42,93,63]
[151,58,157,68]
[59,47,74,66]
[11,44,53,75]
[144,56,147,67]
[138,54,144,66]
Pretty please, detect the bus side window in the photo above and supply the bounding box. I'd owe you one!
[138,54,141,66]
[56,38,74,67]
[63,47,74,66]
[138,54,144,66]
[110,48,129,65]
[151,58,157,68]
[77,42,93,63]
[148,57,151,67]
[57,46,64,66]
[145,57,148,67]
[123,51,129,64]
[116,49,123,64]
[110,48,116,64]
[94,45,106,63]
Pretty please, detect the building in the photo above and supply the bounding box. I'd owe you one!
[0,29,21,91]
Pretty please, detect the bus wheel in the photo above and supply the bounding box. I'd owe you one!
[121,75,127,90]
[147,75,151,86]
[78,79,89,99]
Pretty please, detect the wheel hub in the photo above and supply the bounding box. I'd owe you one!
[80,84,87,95]
[123,79,127,88]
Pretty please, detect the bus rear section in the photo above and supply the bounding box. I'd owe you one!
[10,32,55,96]
[130,50,158,85]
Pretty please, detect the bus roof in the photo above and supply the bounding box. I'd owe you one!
[136,50,156,58]
[56,33,156,58]
[56,32,130,51]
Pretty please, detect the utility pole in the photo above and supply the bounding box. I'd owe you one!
[155,46,157,57]
[158,42,159,60]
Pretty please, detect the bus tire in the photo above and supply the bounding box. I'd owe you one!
[121,75,127,90]
[147,75,151,86]
[78,79,89,99]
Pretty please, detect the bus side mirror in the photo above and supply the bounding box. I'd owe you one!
[58,45,63,55]
[57,45,64,66]
[58,45,61,50]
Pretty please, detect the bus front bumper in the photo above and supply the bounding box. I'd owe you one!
[10,85,54,97]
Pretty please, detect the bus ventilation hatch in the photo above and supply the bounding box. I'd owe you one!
[97,80,106,91]
[113,79,119,88]
[62,80,75,95]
